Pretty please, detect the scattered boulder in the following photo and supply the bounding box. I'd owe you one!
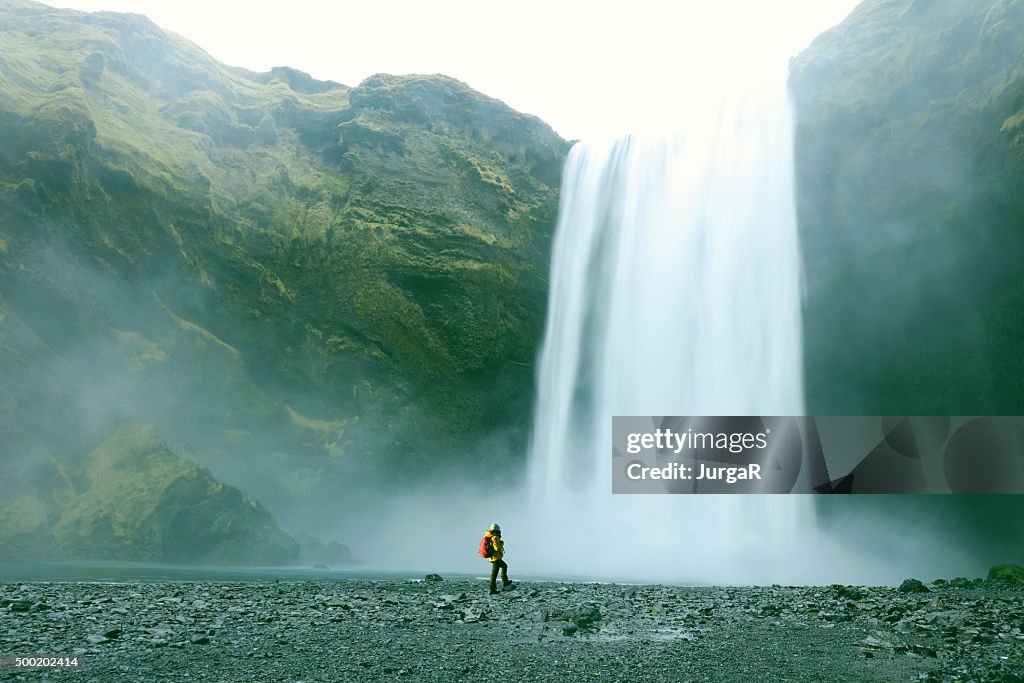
[424,574,444,583]
[986,564,1024,586]
[431,594,464,609]
[546,605,602,632]
[950,577,973,588]
[834,585,865,601]
[461,607,484,623]
[898,578,930,594]
[860,634,896,651]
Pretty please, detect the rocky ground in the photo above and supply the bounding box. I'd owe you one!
[0,577,1022,682]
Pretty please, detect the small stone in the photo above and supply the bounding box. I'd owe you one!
[87,634,110,645]
[190,635,211,645]
[861,635,893,650]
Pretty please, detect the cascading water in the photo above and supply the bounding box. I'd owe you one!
[521,72,821,583]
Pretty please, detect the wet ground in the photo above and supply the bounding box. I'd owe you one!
[1,578,1022,682]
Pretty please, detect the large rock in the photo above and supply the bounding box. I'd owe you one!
[52,425,299,564]
[986,564,1024,586]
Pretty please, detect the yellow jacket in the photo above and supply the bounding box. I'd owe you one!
[485,531,504,562]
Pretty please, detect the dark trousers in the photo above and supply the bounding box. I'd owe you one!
[489,559,509,591]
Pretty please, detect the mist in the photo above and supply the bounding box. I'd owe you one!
[1,226,1019,584]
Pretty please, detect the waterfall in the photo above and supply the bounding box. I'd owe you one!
[521,73,821,583]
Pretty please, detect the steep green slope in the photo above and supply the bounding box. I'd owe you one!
[0,0,568,558]
[791,0,1024,415]
[792,0,1024,553]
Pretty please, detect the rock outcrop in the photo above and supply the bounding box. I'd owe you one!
[1,425,299,564]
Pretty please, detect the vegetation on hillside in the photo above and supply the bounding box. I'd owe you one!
[0,0,568,560]
[791,0,1024,415]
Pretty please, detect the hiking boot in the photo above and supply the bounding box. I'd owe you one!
[489,589,499,595]
[502,579,514,589]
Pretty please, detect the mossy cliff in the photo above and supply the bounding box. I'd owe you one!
[792,0,1024,554]
[0,0,568,560]
[791,0,1024,415]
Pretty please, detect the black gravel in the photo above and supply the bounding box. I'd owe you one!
[1,579,1022,682]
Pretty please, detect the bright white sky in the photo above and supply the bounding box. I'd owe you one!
[50,0,861,140]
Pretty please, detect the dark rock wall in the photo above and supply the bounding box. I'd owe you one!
[791,0,1024,415]
[792,0,1024,561]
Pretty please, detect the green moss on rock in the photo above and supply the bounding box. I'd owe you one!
[791,0,1024,415]
[987,563,1024,585]
[0,0,569,542]
[54,425,299,564]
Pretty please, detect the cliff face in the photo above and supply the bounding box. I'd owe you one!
[0,0,568,559]
[792,0,1024,553]
[791,0,1024,415]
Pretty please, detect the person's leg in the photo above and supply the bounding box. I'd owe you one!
[489,560,499,593]
[499,559,510,585]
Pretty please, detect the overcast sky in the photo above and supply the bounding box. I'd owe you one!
[50,0,861,140]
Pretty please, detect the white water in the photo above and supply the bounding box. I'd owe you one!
[519,72,822,584]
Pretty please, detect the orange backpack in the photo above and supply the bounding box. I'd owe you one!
[478,535,493,558]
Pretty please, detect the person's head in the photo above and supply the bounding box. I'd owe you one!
[488,523,501,536]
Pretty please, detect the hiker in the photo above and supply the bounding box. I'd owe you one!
[479,523,513,594]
